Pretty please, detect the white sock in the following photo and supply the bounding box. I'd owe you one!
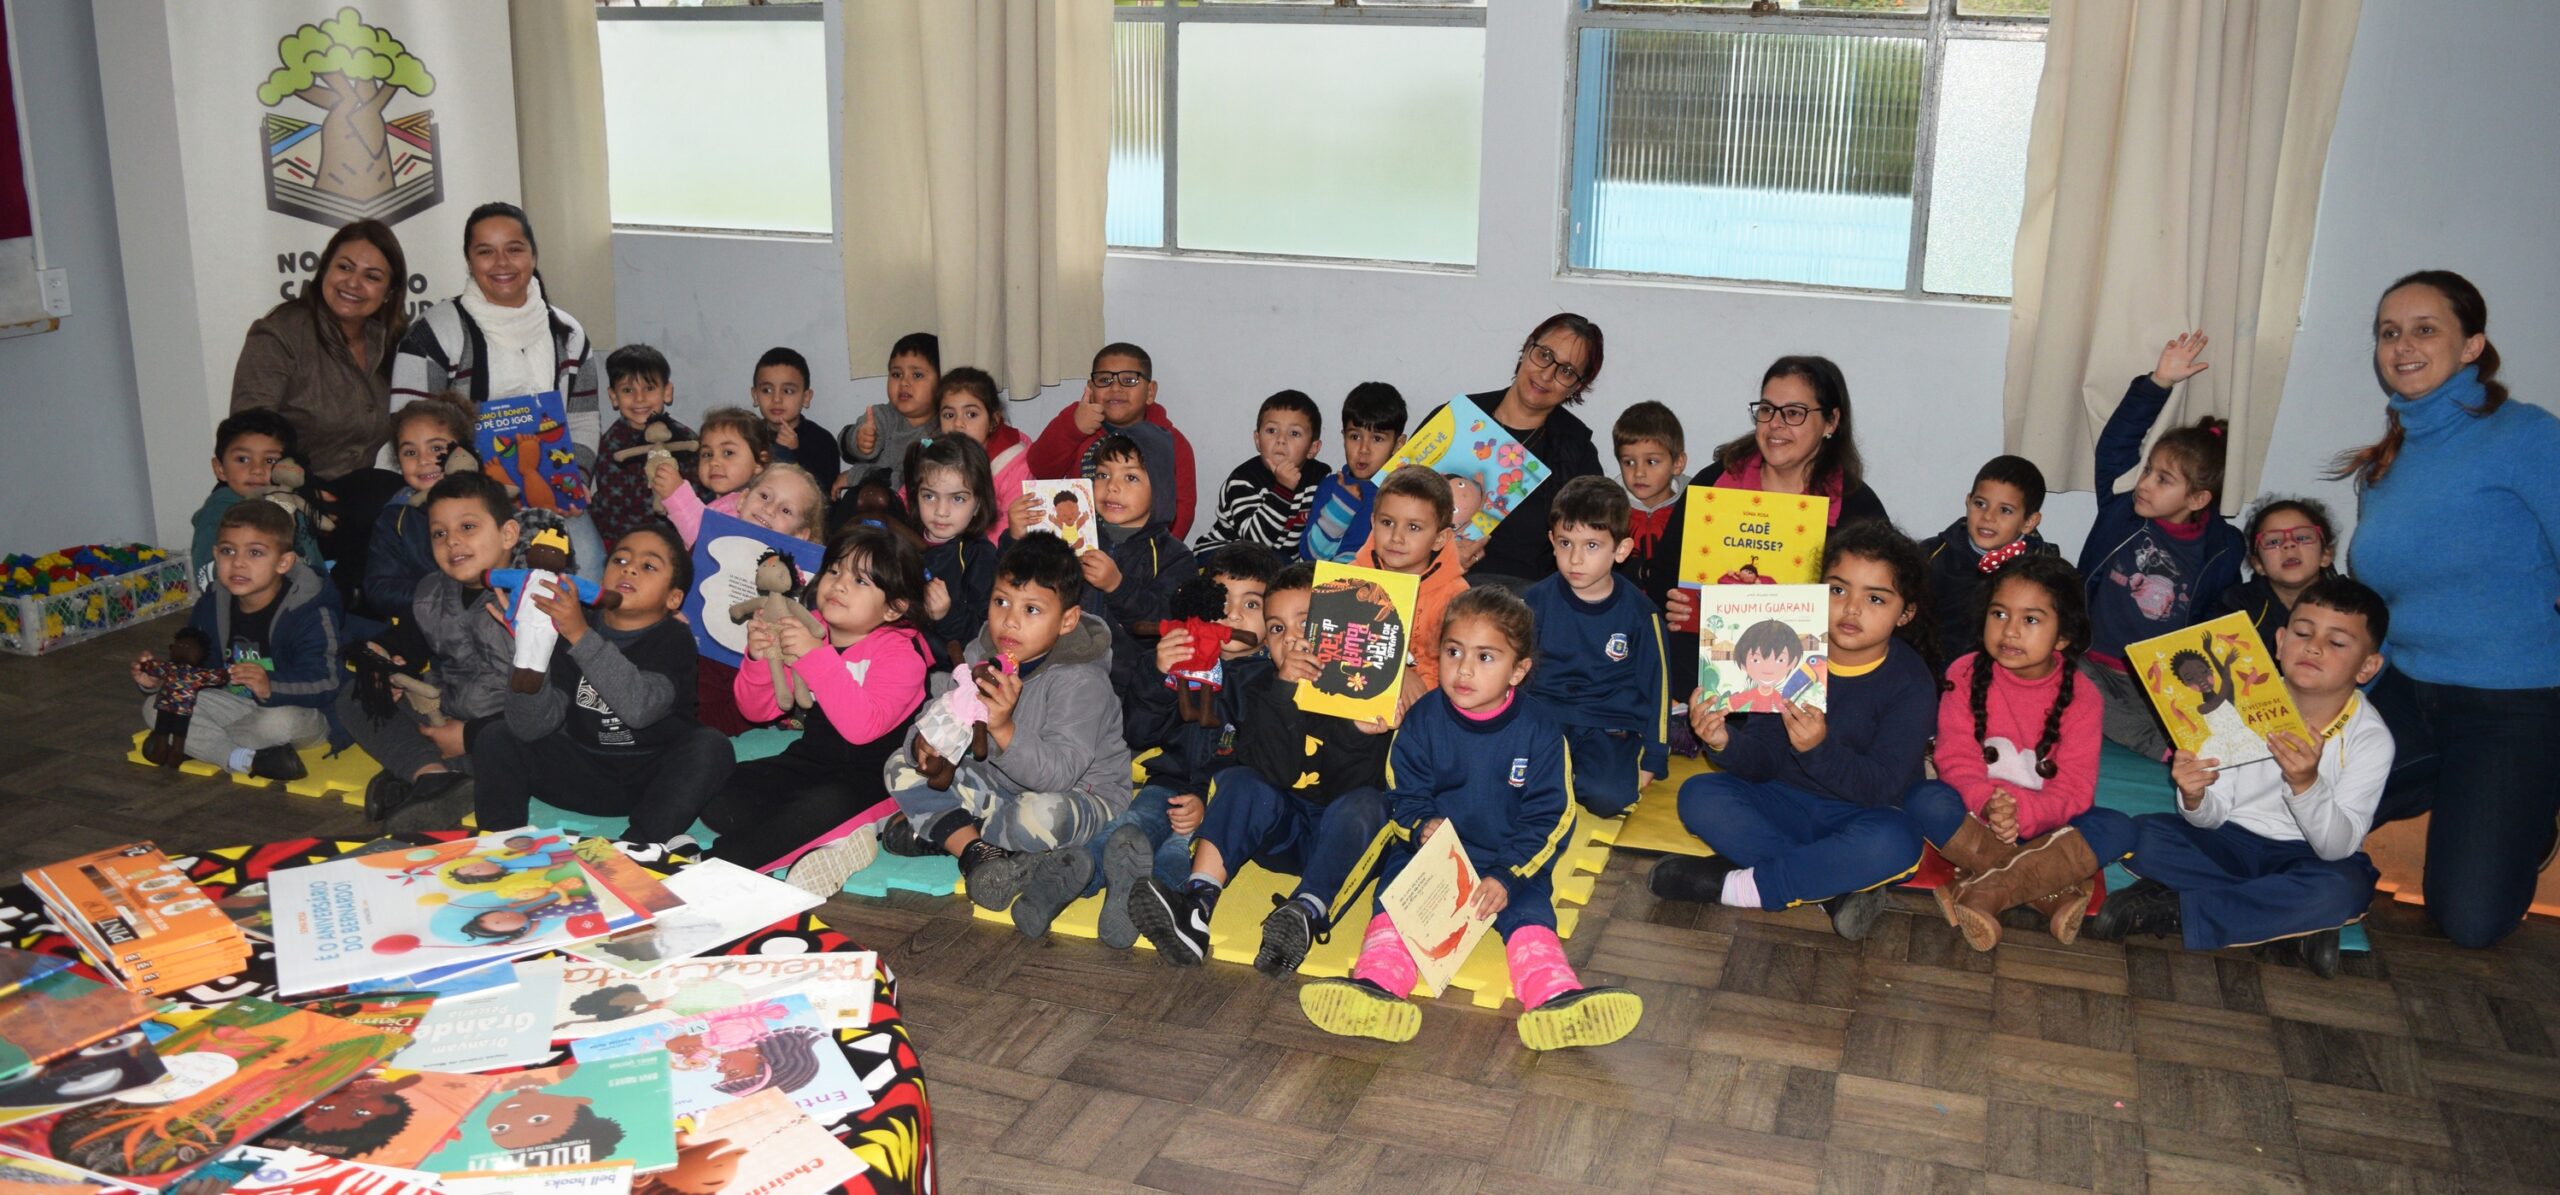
[228,747,256,773]
[1720,867,1760,909]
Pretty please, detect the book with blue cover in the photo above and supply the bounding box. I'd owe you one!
[472,391,590,513]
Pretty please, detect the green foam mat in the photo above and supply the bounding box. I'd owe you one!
[2093,742,2368,953]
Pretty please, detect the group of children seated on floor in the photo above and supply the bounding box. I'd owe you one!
[128,328,2393,1055]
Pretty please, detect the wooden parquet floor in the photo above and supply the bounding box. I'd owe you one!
[8,617,2560,1192]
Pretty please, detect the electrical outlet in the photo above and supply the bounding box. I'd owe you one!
[37,269,69,318]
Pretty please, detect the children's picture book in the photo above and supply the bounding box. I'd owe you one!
[644,1088,864,1195]
[287,990,439,1042]
[570,992,868,1127]
[551,954,878,1042]
[1380,820,1496,996]
[0,1152,107,1191]
[0,997,403,1192]
[216,881,277,943]
[421,1055,678,1177]
[0,949,69,1001]
[570,859,822,978]
[391,958,566,1074]
[1381,396,1553,542]
[473,391,589,514]
[22,842,250,995]
[1673,489,1831,631]
[351,959,518,1000]
[1294,563,1421,723]
[0,969,165,1080]
[264,1068,502,1169]
[441,1162,636,1194]
[682,509,826,669]
[220,1145,445,1194]
[266,829,619,997]
[1020,479,1096,550]
[571,839,690,926]
[2125,612,2310,769]
[0,1028,165,1120]
[1696,585,1830,714]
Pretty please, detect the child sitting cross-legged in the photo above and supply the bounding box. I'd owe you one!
[137,500,343,780]
[1299,382,1407,564]
[2088,577,2394,978]
[463,523,736,862]
[1298,587,1642,1050]
[880,533,1133,916]
[1125,561,1395,976]
[2210,496,2337,648]
[1907,554,2135,951]
[699,524,934,892]
[1648,521,1940,941]
[1920,454,2059,671]
[1200,390,1333,556]
[1357,466,1469,714]
[1521,476,1670,819]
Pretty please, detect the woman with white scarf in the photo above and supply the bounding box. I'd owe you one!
[390,202,608,579]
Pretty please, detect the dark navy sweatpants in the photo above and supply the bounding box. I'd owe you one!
[2126,814,2379,950]
[1678,773,1924,909]
[1563,723,1645,819]
[1194,766,1391,931]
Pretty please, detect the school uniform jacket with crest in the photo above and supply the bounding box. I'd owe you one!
[1384,691,1576,884]
[1520,572,1672,777]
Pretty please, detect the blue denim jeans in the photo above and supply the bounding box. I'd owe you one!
[1080,784,1197,898]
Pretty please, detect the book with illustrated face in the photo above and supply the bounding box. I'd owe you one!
[1381,396,1554,542]
[1672,488,1830,632]
[570,993,869,1127]
[2125,612,2309,768]
[638,1088,863,1195]
[263,1069,500,1169]
[421,1056,677,1177]
[1020,479,1097,549]
[265,829,621,997]
[0,1028,166,1123]
[1293,563,1421,723]
[1696,585,1830,714]
[551,953,878,1043]
[473,391,589,514]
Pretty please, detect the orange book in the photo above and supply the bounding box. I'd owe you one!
[24,844,242,969]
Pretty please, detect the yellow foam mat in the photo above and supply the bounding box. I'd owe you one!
[127,731,380,804]
[1604,754,1718,857]
[966,810,1618,1009]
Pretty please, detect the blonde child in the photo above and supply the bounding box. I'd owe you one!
[651,408,825,548]
[1299,587,1642,1051]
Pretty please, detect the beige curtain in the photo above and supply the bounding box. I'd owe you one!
[2003,0,2359,509]
[510,0,616,346]
[839,0,1110,398]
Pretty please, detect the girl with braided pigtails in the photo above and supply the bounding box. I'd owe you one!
[1906,554,2135,950]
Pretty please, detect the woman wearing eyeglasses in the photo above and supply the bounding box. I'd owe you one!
[1443,313,1611,584]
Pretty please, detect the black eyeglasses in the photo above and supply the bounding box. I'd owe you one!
[1749,401,1819,426]
[1089,370,1149,389]
[1524,342,1585,388]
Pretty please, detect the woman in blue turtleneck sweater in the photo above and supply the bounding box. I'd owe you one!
[2344,270,2560,950]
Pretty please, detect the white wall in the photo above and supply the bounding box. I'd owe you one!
[0,0,156,551]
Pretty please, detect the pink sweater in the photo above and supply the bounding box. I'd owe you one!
[1933,652,2103,841]
[733,622,930,742]
[663,483,744,548]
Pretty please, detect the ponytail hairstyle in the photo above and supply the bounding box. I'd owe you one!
[2149,415,2229,513]
[2329,269,2507,488]
[1820,519,1937,676]
[1967,554,2091,780]
[1441,585,1537,662]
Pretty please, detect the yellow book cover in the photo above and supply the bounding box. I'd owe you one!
[2124,612,2309,768]
[1294,563,1421,723]
[1674,489,1829,632]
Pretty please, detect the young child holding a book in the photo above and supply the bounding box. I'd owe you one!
[1200,390,1333,557]
[936,367,1030,540]
[1920,455,2058,670]
[2089,577,2393,978]
[138,501,343,780]
[1069,544,1282,946]
[193,409,325,592]
[841,332,940,492]
[700,524,933,892]
[1648,522,1938,941]
[907,435,1001,668]
[881,534,1133,915]
[1907,554,2133,950]
[1356,466,1469,710]
[2076,331,2247,760]
[1298,587,1642,1050]
[1299,382,1407,564]
[2210,497,2336,647]
[1521,476,1670,818]
[466,523,734,862]
[591,344,697,546]
[1028,343,1200,538]
[750,347,841,498]
[1009,432,1197,751]
[362,396,473,620]
[651,410,827,735]
[1126,561,1394,976]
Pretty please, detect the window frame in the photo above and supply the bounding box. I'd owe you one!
[595,2,834,240]
[1110,0,1491,271]
[1560,0,2048,301]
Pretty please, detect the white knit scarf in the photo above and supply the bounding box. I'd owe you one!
[459,275,553,398]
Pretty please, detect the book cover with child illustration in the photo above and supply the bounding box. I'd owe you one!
[1294,563,1421,723]
[1381,396,1552,542]
[550,954,879,1043]
[262,1068,500,1170]
[682,509,827,669]
[569,992,868,1127]
[1019,479,1097,549]
[642,1087,864,1195]
[2125,612,2309,768]
[420,1055,677,1177]
[472,391,590,514]
[266,830,619,997]
[1674,489,1830,632]
[1696,585,1830,714]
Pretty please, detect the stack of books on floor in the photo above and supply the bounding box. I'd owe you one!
[0,830,882,1194]
[24,842,251,995]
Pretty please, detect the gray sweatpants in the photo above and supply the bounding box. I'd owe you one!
[336,683,469,781]
[884,751,1121,854]
[146,689,325,767]
[2079,657,2173,763]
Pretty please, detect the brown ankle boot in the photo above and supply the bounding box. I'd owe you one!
[2026,877,2097,945]
[1931,816,2024,927]
[1951,828,2100,952]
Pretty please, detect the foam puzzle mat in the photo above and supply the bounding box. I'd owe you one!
[1605,754,1716,856]
[126,731,378,804]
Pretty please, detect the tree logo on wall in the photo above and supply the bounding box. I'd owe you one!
[255,7,443,229]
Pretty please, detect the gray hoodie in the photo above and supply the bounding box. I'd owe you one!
[949,614,1131,812]
[411,573,518,724]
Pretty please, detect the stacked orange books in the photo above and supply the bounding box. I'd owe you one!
[23,842,251,995]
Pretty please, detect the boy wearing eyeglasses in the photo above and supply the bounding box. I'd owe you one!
[1029,342,1202,538]
[1918,454,2060,671]
[2211,498,2338,649]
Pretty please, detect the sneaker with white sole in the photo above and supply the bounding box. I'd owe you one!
[1127,878,1213,965]
[784,825,880,898]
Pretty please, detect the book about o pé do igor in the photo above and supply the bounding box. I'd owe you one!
[473,391,590,514]
[682,509,826,669]
[1294,563,1422,724]
[1380,821,1496,996]
[569,992,870,1127]
[1380,396,1553,542]
[1696,585,1830,714]
[657,1088,866,1195]
[2125,612,2309,769]
[1020,479,1098,551]
[1674,489,1831,632]
[0,996,405,1192]
[422,1055,677,1177]
[265,829,622,997]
